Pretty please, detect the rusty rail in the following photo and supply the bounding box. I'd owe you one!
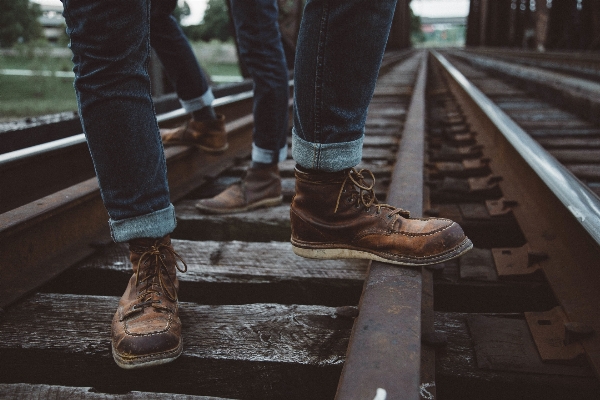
[336,52,428,400]
[0,89,294,309]
[433,50,600,380]
[0,90,259,214]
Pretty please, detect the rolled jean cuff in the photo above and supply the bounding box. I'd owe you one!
[179,88,215,114]
[291,129,363,172]
[109,204,177,243]
[252,142,288,164]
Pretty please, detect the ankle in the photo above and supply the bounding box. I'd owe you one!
[251,161,277,170]
[192,106,217,122]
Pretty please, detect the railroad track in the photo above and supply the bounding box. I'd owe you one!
[1,50,600,399]
[444,49,600,197]
[458,48,600,83]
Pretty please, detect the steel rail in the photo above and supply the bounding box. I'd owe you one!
[450,51,600,100]
[0,86,289,214]
[336,52,427,400]
[0,91,282,309]
[462,48,600,82]
[433,50,600,379]
[0,91,254,167]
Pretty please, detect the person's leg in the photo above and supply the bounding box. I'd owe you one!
[230,0,289,165]
[151,0,227,152]
[195,0,288,214]
[150,0,215,119]
[290,0,472,265]
[62,0,185,368]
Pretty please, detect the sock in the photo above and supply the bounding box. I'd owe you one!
[192,106,217,122]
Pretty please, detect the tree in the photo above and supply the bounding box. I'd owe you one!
[183,0,232,42]
[0,0,42,48]
[172,1,191,25]
[410,8,425,43]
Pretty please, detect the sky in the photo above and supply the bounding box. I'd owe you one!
[33,0,470,26]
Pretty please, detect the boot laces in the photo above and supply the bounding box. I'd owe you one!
[133,241,188,311]
[334,168,411,219]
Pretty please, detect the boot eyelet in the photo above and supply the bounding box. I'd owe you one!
[346,197,353,203]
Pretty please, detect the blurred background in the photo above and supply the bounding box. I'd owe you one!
[1,0,596,121]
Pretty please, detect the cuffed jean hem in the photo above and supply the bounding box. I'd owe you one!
[252,142,287,164]
[291,129,363,172]
[179,88,215,114]
[109,204,177,243]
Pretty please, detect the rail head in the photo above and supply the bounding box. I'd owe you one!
[0,88,261,168]
[432,50,600,247]
[335,52,427,400]
[433,50,600,378]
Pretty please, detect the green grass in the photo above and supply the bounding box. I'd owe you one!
[0,48,77,119]
[202,63,242,79]
[0,41,242,120]
[0,73,78,119]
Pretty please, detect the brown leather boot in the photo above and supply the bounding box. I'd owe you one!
[195,164,283,214]
[290,168,472,266]
[160,114,228,153]
[111,236,187,369]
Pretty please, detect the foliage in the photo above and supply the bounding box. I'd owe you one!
[410,8,425,43]
[182,0,232,42]
[172,1,191,24]
[0,0,43,48]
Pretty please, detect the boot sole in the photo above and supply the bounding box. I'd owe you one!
[111,340,183,370]
[291,237,473,267]
[197,142,229,153]
[195,195,283,214]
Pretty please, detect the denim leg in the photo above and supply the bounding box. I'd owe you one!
[292,0,398,172]
[61,0,175,242]
[150,0,213,111]
[229,0,289,164]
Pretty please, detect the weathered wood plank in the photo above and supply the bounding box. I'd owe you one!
[435,312,600,400]
[433,258,556,313]
[173,203,291,242]
[549,149,600,164]
[567,164,600,180]
[44,240,367,306]
[0,383,230,400]
[0,293,350,399]
[4,296,595,399]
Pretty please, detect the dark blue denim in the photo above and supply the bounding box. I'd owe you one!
[62,0,175,242]
[150,0,214,110]
[230,0,289,164]
[292,0,398,171]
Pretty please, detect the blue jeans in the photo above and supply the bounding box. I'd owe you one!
[292,0,398,172]
[62,0,175,242]
[150,0,215,113]
[230,0,289,164]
